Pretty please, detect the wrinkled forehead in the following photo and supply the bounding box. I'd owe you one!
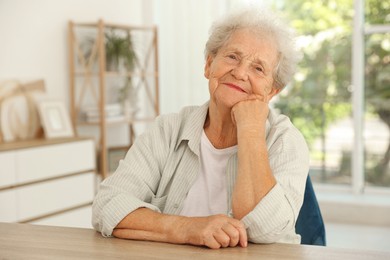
[220,28,279,66]
[220,27,277,49]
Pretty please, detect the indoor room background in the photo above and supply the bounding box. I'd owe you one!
[0,0,389,253]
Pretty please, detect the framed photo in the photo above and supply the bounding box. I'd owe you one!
[38,100,74,139]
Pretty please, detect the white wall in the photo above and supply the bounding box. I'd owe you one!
[151,0,228,113]
[0,0,230,115]
[0,0,144,107]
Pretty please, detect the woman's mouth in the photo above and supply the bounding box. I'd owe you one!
[224,83,246,93]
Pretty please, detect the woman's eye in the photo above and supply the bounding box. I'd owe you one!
[228,54,237,60]
[255,66,263,72]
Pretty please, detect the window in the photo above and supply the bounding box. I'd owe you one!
[363,0,390,188]
[229,0,390,191]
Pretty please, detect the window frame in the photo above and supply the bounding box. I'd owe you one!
[351,0,390,195]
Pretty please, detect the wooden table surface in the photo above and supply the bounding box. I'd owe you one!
[1,222,389,260]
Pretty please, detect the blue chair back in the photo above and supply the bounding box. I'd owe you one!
[295,175,326,246]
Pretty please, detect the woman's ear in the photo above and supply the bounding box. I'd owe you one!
[204,55,213,79]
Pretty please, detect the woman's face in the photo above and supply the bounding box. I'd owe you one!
[205,28,280,109]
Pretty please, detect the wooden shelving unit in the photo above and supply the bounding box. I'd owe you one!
[68,20,159,179]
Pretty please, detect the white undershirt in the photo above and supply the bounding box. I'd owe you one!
[180,130,237,217]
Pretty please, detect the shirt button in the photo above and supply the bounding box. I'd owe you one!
[173,203,179,208]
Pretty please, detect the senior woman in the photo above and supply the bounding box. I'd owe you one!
[92,7,309,249]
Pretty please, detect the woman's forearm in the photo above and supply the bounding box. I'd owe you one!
[113,208,248,249]
[232,130,276,220]
[113,208,185,244]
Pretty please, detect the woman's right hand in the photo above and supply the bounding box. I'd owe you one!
[175,214,248,249]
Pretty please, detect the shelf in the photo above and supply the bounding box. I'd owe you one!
[73,71,158,77]
[68,19,159,179]
[77,117,156,126]
[73,22,156,31]
[0,137,93,152]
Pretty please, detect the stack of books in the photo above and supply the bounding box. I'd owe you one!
[83,103,124,123]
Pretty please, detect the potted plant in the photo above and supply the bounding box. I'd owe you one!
[83,29,139,118]
[105,29,139,119]
[104,29,136,72]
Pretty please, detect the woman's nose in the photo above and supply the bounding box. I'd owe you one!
[231,63,249,81]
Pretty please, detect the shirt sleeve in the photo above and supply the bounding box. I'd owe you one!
[91,121,168,237]
[241,127,309,244]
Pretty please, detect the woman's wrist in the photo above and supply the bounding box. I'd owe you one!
[164,215,190,244]
[237,125,266,140]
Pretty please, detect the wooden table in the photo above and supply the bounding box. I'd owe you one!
[1,223,389,260]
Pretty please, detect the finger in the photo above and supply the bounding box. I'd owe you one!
[221,224,240,247]
[252,94,265,104]
[230,221,248,248]
[213,230,231,248]
[238,226,248,247]
[204,235,222,249]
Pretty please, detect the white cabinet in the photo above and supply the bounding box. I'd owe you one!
[0,152,16,187]
[0,189,17,222]
[16,141,95,183]
[0,137,96,227]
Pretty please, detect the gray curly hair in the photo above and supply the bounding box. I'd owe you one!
[205,7,301,90]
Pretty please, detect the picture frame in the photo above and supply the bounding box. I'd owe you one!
[38,100,74,139]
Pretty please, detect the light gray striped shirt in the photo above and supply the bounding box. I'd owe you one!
[92,101,309,244]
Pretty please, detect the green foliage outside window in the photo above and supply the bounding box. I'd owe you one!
[273,0,390,186]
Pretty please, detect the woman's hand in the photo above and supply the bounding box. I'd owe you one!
[231,81,272,130]
[231,98,269,137]
[176,214,248,249]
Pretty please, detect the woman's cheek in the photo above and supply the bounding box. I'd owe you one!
[209,78,219,97]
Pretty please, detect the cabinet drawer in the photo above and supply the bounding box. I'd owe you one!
[16,140,95,183]
[0,189,17,222]
[0,152,16,188]
[17,172,95,221]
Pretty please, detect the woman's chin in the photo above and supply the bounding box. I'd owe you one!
[212,97,246,110]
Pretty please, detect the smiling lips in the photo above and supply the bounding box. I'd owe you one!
[224,83,247,93]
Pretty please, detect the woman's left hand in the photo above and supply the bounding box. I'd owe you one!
[231,96,269,135]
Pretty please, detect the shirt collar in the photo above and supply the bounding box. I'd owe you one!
[176,101,273,155]
[175,101,209,156]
